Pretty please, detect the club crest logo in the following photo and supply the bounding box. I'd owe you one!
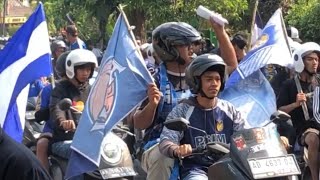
[251,34,269,50]
[88,58,125,131]
[216,119,224,132]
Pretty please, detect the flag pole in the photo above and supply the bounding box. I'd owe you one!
[117,4,143,58]
[2,0,7,37]
[279,8,310,120]
[247,0,259,51]
[279,8,292,57]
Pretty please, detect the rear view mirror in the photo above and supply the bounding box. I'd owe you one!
[163,117,190,131]
[264,110,291,126]
[270,110,291,122]
[59,98,72,111]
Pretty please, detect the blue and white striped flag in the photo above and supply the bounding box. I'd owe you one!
[221,9,292,127]
[0,3,51,142]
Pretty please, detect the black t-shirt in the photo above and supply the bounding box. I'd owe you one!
[277,78,319,135]
[270,67,290,98]
[0,127,51,180]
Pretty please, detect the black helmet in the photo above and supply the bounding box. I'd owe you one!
[231,33,247,50]
[55,51,71,78]
[152,22,201,64]
[186,53,226,94]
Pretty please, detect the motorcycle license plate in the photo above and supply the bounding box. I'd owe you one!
[248,154,300,179]
[99,166,136,179]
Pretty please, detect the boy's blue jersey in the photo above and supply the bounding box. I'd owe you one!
[160,96,245,178]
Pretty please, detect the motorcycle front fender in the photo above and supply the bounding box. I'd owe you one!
[208,157,248,180]
[99,132,133,168]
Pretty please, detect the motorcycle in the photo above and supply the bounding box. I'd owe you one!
[164,110,301,180]
[49,98,137,180]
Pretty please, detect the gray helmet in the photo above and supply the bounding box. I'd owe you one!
[55,51,71,78]
[186,54,226,94]
[152,22,201,64]
[50,40,66,53]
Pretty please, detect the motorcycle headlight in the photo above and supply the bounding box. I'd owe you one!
[101,143,122,165]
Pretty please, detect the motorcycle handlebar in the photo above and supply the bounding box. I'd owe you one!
[58,98,81,133]
[192,147,205,154]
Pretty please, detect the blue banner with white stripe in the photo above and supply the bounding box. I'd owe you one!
[0,3,51,142]
[221,9,292,127]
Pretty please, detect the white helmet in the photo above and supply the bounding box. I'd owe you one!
[293,42,320,73]
[65,49,98,79]
[288,37,301,53]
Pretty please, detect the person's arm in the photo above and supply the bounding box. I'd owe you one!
[49,86,75,131]
[278,102,301,114]
[159,103,188,158]
[277,80,305,114]
[159,129,181,158]
[209,17,237,74]
[49,87,67,126]
[133,83,161,129]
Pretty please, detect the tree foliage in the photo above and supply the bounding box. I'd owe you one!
[41,0,249,45]
[285,0,320,43]
[37,0,318,46]
[124,0,248,40]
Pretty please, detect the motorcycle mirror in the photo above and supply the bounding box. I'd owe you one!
[270,110,291,122]
[163,117,190,131]
[59,98,72,111]
[264,110,291,126]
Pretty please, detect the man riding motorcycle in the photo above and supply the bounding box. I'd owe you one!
[159,54,245,180]
[277,42,320,180]
[132,17,238,180]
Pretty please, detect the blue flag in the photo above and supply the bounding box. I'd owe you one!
[251,11,264,44]
[66,14,153,178]
[221,9,292,127]
[0,3,51,142]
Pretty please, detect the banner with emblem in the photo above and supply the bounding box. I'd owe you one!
[220,9,292,127]
[65,11,153,179]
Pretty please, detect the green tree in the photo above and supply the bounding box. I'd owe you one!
[285,0,320,42]
[77,0,119,47]
[124,0,248,41]
[42,0,253,46]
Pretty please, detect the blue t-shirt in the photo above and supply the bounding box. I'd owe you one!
[40,84,52,108]
[160,97,245,178]
[28,79,45,97]
[39,84,54,133]
[70,38,86,50]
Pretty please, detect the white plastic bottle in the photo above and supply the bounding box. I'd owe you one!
[196,5,228,26]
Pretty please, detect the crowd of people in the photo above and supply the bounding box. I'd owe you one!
[133,20,320,180]
[1,6,320,180]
